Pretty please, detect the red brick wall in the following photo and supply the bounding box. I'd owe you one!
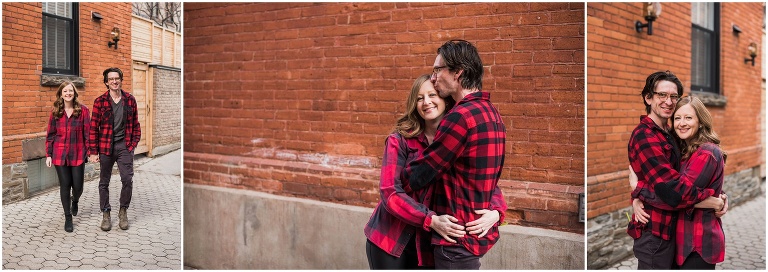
[2,2,132,164]
[184,2,585,232]
[587,2,763,218]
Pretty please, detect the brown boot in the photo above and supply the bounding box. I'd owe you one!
[101,211,111,231]
[118,207,129,230]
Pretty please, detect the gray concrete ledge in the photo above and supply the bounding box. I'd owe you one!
[183,183,585,270]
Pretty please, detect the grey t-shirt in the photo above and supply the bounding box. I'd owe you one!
[111,94,126,143]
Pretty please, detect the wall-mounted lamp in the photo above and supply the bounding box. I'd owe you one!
[108,27,120,49]
[732,24,742,35]
[635,2,662,35]
[744,42,757,66]
[91,11,103,21]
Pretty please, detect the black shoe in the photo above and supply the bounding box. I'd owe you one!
[65,215,73,232]
[71,201,78,216]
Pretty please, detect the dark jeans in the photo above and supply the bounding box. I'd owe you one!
[54,164,84,216]
[98,140,134,212]
[366,238,424,270]
[434,245,482,270]
[678,252,716,270]
[634,230,675,269]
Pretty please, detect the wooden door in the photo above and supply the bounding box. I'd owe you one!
[132,61,149,154]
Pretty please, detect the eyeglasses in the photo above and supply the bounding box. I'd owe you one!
[108,77,121,82]
[432,65,448,75]
[653,91,680,102]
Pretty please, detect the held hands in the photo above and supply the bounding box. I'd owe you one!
[430,214,465,244]
[89,154,100,163]
[45,157,52,168]
[632,198,650,224]
[465,209,500,238]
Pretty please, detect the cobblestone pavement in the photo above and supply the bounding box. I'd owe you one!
[608,188,766,270]
[2,149,181,270]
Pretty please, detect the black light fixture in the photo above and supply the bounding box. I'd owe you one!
[91,11,103,21]
[745,42,757,66]
[635,2,662,35]
[108,27,120,49]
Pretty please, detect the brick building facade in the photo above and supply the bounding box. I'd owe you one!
[184,2,585,233]
[586,2,765,269]
[2,3,181,204]
[2,2,133,203]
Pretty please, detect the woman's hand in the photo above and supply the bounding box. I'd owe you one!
[45,157,52,168]
[430,214,465,243]
[465,209,500,238]
[628,165,638,190]
[715,194,728,217]
[632,198,650,224]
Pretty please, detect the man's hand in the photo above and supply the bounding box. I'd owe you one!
[89,154,99,163]
[465,209,499,238]
[430,214,465,243]
[45,157,52,168]
[715,194,728,218]
[632,198,650,224]
[694,195,724,211]
[628,165,638,191]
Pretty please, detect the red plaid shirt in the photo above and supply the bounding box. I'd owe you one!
[628,116,714,240]
[365,132,506,266]
[675,143,725,265]
[400,91,507,256]
[88,90,141,156]
[45,105,90,166]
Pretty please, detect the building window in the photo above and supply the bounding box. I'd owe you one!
[690,2,719,94]
[42,2,78,75]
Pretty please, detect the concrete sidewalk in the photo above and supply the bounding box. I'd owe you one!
[2,149,181,269]
[608,185,766,270]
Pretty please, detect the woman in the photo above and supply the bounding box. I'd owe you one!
[363,74,506,269]
[630,96,726,269]
[45,81,90,232]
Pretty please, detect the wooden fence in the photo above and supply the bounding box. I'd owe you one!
[131,15,181,68]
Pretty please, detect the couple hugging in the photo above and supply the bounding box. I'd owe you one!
[628,71,728,269]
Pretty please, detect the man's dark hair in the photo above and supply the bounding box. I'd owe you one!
[437,39,483,90]
[641,70,684,114]
[102,67,123,84]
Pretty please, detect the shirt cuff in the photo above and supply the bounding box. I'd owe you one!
[422,211,437,232]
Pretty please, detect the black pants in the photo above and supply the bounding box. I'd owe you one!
[366,237,424,269]
[678,252,716,270]
[434,245,482,270]
[98,140,134,212]
[54,164,84,216]
[634,230,675,269]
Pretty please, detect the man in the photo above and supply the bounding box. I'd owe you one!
[89,67,141,231]
[399,40,507,269]
[627,70,725,269]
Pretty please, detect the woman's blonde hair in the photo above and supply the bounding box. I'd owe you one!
[52,81,83,119]
[393,74,455,138]
[672,96,725,161]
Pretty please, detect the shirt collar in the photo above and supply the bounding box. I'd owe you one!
[458,91,490,104]
[640,115,671,134]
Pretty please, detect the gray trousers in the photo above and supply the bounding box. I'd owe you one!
[98,140,134,212]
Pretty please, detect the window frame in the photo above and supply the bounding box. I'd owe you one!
[42,2,79,76]
[690,2,720,95]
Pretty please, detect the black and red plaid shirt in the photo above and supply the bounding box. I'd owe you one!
[628,116,714,240]
[88,90,141,156]
[365,132,506,266]
[46,105,90,166]
[674,143,725,265]
[400,91,507,256]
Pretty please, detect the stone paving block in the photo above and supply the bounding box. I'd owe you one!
[2,150,181,270]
